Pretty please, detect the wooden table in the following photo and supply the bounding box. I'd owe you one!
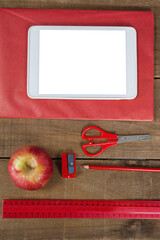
[0,0,160,239]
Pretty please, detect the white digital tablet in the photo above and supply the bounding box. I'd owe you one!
[27,26,137,99]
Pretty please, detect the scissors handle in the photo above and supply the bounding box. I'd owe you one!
[82,126,117,141]
[82,141,117,157]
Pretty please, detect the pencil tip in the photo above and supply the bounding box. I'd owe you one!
[82,165,89,169]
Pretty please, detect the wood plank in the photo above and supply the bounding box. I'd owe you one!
[0,78,158,159]
[1,159,160,239]
[0,117,158,159]
[0,0,159,77]
[1,218,159,240]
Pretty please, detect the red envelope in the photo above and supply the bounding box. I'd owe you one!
[0,8,154,120]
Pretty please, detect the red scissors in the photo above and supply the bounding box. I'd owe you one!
[82,126,151,157]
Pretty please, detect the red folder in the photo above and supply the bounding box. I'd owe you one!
[0,8,154,120]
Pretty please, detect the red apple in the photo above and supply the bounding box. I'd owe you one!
[8,146,53,190]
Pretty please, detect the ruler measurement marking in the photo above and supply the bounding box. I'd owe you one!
[3,199,160,219]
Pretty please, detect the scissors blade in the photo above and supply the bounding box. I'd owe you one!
[117,135,151,144]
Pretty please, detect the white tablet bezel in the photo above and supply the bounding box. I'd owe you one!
[27,26,137,100]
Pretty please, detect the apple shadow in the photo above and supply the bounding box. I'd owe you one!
[38,151,74,193]
[54,156,62,176]
[41,154,63,192]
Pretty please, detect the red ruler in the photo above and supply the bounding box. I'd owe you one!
[2,199,160,219]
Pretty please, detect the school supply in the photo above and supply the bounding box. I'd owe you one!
[62,153,76,178]
[82,165,160,172]
[3,199,160,219]
[0,8,154,120]
[82,126,151,157]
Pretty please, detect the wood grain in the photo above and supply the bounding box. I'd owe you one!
[0,1,159,240]
[1,117,159,159]
[0,0,159,77]
[1,159,160,240]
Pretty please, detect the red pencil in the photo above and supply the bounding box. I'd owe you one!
[82,165,160,173]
